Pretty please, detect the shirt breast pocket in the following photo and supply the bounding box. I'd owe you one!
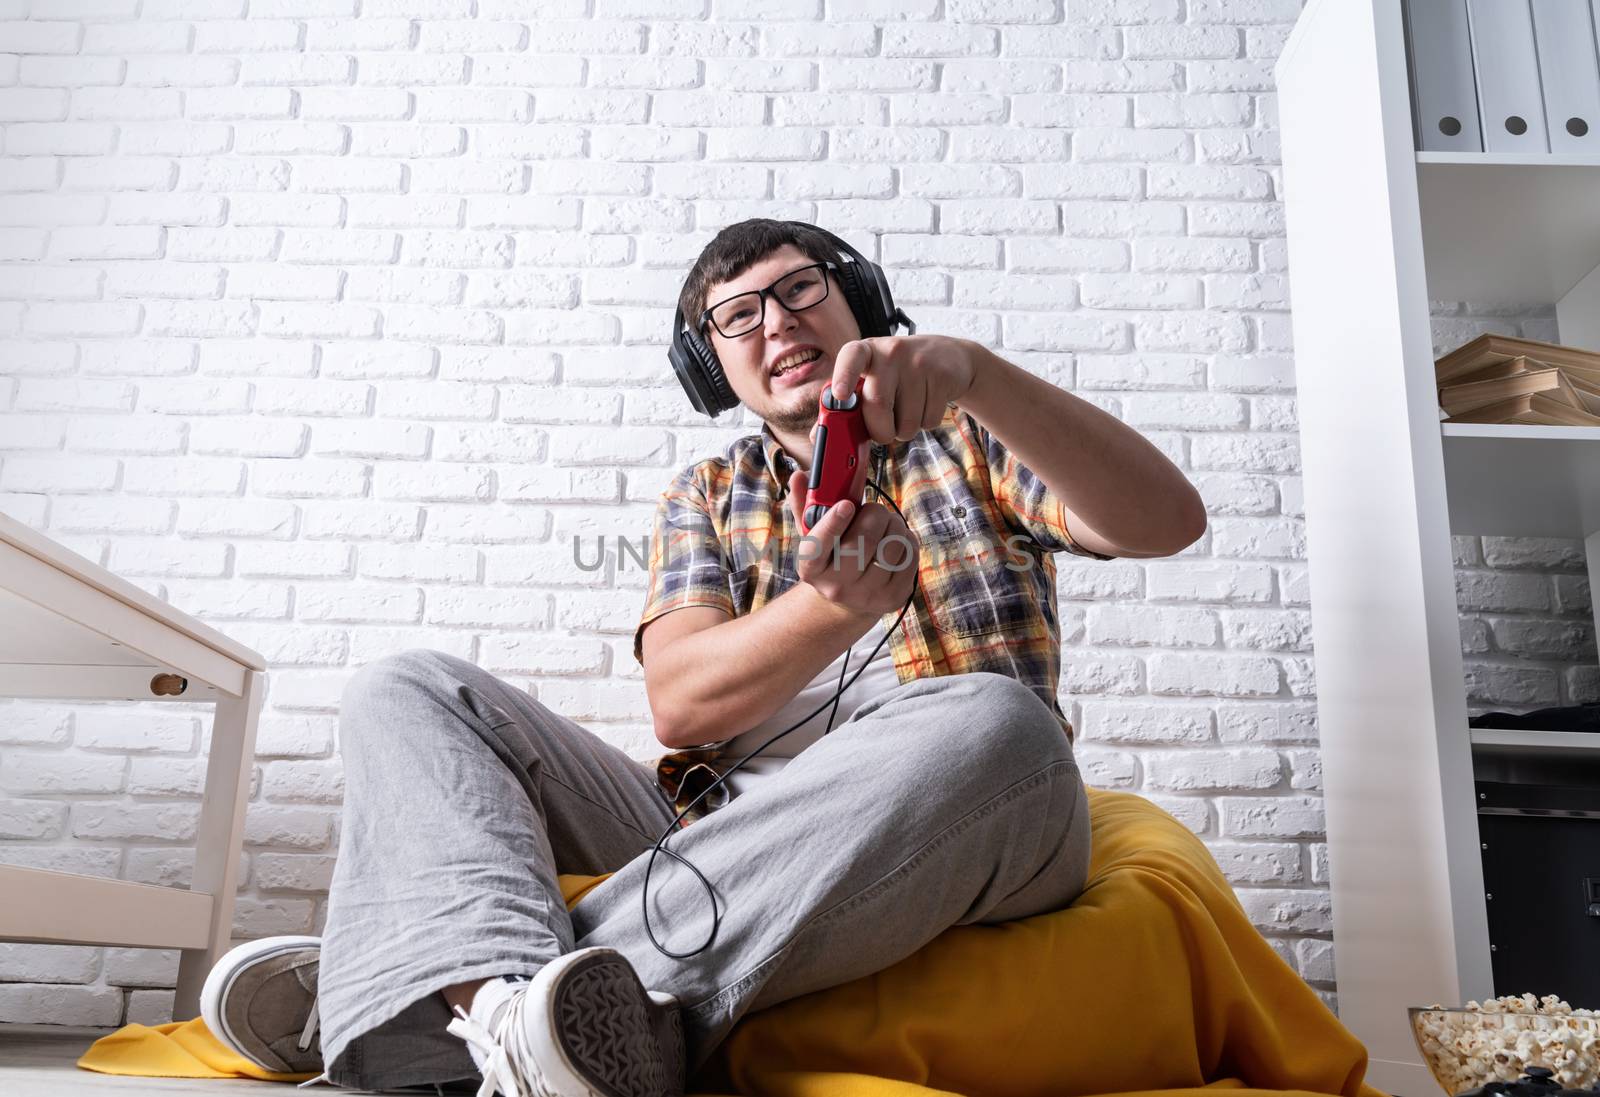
[913,501,1038,639]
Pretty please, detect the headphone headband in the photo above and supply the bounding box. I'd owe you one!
[667,221,916,419]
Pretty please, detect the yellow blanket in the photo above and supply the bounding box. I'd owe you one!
[78,789,1387,1097]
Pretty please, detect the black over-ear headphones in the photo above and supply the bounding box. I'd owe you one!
[667,221,918,418]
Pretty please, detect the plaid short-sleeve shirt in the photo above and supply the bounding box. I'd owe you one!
[635,403,1114,825]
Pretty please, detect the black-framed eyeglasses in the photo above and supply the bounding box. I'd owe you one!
[699,261,840,340]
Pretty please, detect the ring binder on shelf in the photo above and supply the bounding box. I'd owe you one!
[1467,0,1551,153]
[1404,0,1484,152]
[1530,0,1600,153]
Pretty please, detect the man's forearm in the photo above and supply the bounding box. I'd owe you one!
[955,341,1207,558]
[650,584,878,750]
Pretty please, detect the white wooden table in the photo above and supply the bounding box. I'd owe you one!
[0,512,266,1021]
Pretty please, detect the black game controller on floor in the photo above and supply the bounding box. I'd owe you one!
[1458,1066,1600,1096]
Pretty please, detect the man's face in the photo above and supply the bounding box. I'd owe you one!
[700,244,862,435]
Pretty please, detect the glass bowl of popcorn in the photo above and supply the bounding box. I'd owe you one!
[1409,996,1600,1093]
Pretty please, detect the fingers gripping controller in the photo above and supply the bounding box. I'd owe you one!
[821,385,858,412]
[802,380,871,533]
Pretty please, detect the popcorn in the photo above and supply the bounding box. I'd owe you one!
[1411,996,1600,1093]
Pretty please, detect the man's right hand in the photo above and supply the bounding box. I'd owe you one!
[787,468,919,620]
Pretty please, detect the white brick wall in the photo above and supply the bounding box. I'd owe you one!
[0,0,1594,1031]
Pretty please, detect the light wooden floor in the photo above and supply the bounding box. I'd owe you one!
[0,1025,302,1096]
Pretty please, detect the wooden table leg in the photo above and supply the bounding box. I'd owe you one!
[172,669,265,1021]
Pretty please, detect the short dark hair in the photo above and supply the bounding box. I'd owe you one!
[677,219,842,335]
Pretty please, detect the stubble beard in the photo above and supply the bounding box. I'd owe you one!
[760,383,823,435]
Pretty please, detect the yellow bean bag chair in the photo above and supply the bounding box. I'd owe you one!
[79,788,1386,1097]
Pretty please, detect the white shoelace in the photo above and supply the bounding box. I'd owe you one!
[288,990,325,1088]
[298,992,320,1052]
[446,989,554,1097]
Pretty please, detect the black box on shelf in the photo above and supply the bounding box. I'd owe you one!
[1477,780,1600,1009]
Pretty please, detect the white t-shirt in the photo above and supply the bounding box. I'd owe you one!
[713,618,902,799]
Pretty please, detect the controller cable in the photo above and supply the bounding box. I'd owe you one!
[639,473,920,960]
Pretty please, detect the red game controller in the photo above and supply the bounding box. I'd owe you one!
[801,379,872,534]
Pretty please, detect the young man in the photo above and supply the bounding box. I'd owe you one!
[197,220,1206,1097]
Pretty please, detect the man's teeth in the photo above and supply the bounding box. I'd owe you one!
[774,350,821,376]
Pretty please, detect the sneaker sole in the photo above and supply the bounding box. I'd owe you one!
[530,947,685,1097]
[199,935,322,1073]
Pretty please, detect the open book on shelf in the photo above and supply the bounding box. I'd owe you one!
[1436,334,1600,425]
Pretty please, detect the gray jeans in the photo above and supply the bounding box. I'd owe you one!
[317,649,1091,1093]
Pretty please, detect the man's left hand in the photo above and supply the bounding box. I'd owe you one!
[827,335,981,445]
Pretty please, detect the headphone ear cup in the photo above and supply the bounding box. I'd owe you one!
[669,312,739,418]
[833,258,889,339]
[859,260,904,336]
[684,323,738,415]
[851,262,902,339]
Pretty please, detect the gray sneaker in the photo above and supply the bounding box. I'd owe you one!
[199,935,322,1076]
[446,946,686,1097]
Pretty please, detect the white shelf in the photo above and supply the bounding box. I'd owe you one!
[1415,155,1600,304]
[1471,727,1600,758]
[1417,152,1600,167]
[1439,423,1600,538]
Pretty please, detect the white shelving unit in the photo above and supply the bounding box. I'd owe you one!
[1470,727,1600,759]
[1277,2,1600,1093]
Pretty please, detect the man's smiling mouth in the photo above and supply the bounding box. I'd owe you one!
[772,348,823,378]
